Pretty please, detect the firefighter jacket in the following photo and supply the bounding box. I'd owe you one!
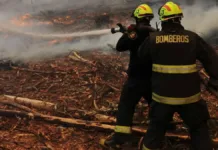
[116,23,156,79]
[138,23,218,105]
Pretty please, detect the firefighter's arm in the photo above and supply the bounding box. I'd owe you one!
[137,37,151,63]
[116,34,133,52]
[116,24,139,52]
[196,35,218,88]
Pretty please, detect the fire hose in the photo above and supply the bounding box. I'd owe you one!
[200,69,218,99]
[200,69,218,135]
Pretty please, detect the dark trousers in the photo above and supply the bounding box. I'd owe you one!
[116,77,152,127]
[143,100,213,150]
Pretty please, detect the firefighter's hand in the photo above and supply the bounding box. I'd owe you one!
[127,24,136,32]
[117,23,127,33]
[126,24,138,40]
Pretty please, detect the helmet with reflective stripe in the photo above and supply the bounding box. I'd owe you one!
[133,4,154,19]
[159,1,183,21]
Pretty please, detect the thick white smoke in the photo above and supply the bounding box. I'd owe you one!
[151,1,218,36]
[182,5,218,36]
[0,0,217,61]
[0,33,122,61]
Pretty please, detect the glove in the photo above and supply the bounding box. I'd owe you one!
[116,23,127,33]
[127,24,136,32]
[111,23,127,34]
[126,24,138,40]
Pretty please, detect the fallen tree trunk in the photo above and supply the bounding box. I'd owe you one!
[3,95,55,111]
[11,66,68,74]
[2,95,216,124]
[0,108,217,143]
[2,95,117,123]
[0,100,42,115]
[2,95,149,124]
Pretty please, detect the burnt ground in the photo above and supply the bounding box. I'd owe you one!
[0,51,218,150]
[0,8,217,150]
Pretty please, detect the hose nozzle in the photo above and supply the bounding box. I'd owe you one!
[111,28,120,34]
[111,23,126,34]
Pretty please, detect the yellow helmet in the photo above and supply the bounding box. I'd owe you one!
[133,4,154,19]
[159,1,183,21]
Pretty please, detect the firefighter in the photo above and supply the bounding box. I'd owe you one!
[138,1,218,150]
[99,4,156,149]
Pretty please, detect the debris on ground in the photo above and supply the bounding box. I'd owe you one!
[0,51,218,150]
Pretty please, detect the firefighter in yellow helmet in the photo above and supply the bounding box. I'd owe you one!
[99,4,156,150]
[132,4,154,21]
[138,1,218,150]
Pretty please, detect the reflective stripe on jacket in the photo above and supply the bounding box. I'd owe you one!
[152,64,197,74]
[152,92,200,105]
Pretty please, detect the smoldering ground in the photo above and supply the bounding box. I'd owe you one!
[0,0,217,62]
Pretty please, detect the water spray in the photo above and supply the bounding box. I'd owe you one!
[0,24,111,39]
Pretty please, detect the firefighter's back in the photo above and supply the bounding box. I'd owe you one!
[149,28,201,105]
[138,1,216,150]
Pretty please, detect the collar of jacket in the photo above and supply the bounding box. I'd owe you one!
[137,22,151,27]
[161,23,184,32]
[136,23,156,32]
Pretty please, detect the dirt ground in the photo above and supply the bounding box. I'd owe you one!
[0,51,218,150]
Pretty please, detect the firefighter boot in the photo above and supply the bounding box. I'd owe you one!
[138,137,162,150]
[138,136,144,150]
[99,133,131,150]
[138,137,154,150]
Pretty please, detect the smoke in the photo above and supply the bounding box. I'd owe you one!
[0,0,217,62]
[152,1,218,36]
[0,0,127,61]
[182,4,218,37]
[0,0,135,16]
[0,33,122,61]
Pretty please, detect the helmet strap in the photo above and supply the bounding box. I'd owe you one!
[163,17,182,24]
